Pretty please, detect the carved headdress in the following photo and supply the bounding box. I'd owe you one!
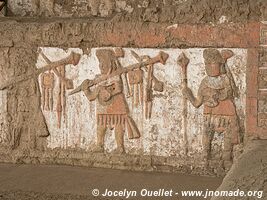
[96,49,122,75]
[203,48,224,64]
[203,49,224,77]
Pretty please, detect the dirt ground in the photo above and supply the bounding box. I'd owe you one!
[0,163,222,200]
[211,140,267,200]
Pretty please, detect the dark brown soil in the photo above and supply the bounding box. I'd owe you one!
[0,163,222,200]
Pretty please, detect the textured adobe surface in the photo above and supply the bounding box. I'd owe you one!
[5,0,267,23]
[212,140,267,200]
[0,0,266,180]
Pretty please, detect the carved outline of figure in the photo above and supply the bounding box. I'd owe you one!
[70,49,169,153]
[11,88,29,149]
[182,49,240,169]
[82,48,141,154]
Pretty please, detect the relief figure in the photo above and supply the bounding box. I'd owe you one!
[82,49,141,154]
[181,49,241,168]
[70,48,169,154]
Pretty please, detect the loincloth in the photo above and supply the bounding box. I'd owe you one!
[204,114,240,144]
[97,114,140,139]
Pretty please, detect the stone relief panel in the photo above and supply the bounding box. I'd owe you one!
[35,47,247,162]
[181,49,244,169]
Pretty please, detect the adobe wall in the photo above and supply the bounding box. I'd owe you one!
[4,0,267,23]
[0,0,266,177]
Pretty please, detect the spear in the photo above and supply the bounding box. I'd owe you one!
[177,52,190,155]
[0,52,81,90]
[38,48,74,90]
[69,51,169,96]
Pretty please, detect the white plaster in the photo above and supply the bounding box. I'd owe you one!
[36,48,247,157]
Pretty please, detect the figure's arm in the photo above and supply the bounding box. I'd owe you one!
[182,86,203,108]
[226,66,239,98]
[83,88,98,101]
[81,79,98,101]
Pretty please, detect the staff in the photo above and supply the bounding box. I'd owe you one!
[69,51,169,96]
[177,52,190,155]
[0,52,81,90]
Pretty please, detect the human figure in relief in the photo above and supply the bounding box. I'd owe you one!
[81,48,140,154]
[182,48,240,168]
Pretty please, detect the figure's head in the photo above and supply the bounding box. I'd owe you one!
[203,48,224,77]
[114,47,125,58]
[96,49,120,75]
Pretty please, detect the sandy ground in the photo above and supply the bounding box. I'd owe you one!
[0,163,222,200]
[211,140,267,200]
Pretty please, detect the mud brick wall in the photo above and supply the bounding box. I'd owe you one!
[246,22,267,140]
[0,1,267,177]
[4,0,267,23]
[258,24,267,128]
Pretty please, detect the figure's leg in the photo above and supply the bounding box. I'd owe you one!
[202,130,214,160]
[11,127,22,149]
[45,88,49,111]
[223,132,232,161]
[223,126,233,170]
[12,113,23,149]
[41,87,45,110]
[113,124,125,154]
[202,116,214,160]
[92,125,106,153]
[49,88,54,112]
